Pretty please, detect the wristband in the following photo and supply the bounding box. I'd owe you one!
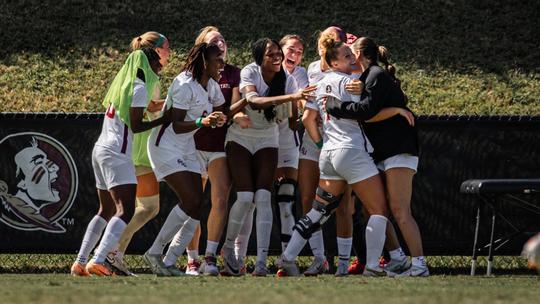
[195,117,204,128]
[316,139,323,149]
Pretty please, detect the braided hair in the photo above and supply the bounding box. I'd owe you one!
[182,43,223,82]
[252,38,286,121]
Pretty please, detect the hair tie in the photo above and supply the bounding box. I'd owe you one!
[154,34,166,48]
[137,36,142,41]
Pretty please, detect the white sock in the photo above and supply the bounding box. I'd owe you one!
[224,192,254,249]
[412,256,427,268]
[92,217,127,263]
[309,229,325,258]
[337,237,352,263]
[163,218,200,267]
[277,182,295,252]
[279,201,295,252]
[187,249,199,262]
[365,215,387,269]
[205,240,219,256]
[389,247,406,261]
[235,203,255,260]
[255,189,272,264]
[282,207,324,261]
[76,215,107,264]
[148,205,188,255]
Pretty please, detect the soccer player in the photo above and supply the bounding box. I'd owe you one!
[326,37,428,277]
[297,26,355,276]
[71,48,169,276]
[220,38,315,276]
[278,36,410,277]
[107,31,171,276]
[176,26,241,276]
[142,43,227,276]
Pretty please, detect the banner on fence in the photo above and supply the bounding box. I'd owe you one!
[1,113,539,256]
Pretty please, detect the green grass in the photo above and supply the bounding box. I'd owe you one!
[0,274,538,304]
[1,0,539,114]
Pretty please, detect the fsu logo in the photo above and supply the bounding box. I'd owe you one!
[0,132,78,233]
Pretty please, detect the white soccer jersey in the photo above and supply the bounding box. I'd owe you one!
[288,66,309,89]
[151,71,225,154]
[231,62,298,138]
[316,71,373,152]
[95,78,148,156]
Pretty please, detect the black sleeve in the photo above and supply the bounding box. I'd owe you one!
[326,69,386,121]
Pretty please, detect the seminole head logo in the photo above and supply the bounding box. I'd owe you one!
[0,132,78,233]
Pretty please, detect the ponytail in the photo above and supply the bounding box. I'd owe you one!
[320,37,343,69]
[377,45,396,77]
[131,31,167,51]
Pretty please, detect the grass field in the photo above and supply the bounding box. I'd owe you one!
[0,274,538,304]
[1,0,539,114]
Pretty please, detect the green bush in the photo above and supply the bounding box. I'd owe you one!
[1,0,539,114]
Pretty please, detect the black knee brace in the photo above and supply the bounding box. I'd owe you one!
[293,215,319,239]
[314,187,343,224]
[276,178,297,203]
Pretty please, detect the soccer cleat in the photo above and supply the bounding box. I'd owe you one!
[335,260,349,277]
[106,252,135,276]
[86,260,113,276]
[200,255,219,276]
[363,266,387,277]
[348,258,365,275]
[276,258,300,277]
[143,251,171,277]
[384,257,412,277]
[165,265,185,277]
[185,259,200,276]
[220,246,242,276]
[395,265,430,277]
[70,261,90,277]
[303,256,329,276]
[251,261,269,277]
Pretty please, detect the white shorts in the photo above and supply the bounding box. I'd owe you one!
[197,150,226,178]
[319,148,379,184]
[278,146,299,169]
[92,145,137,190]
[377,154,418,173]
[148,145,201,181]
[299,132,320,162]
[225,130,278,155]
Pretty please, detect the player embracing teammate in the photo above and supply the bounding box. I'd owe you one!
[72,26,428,278]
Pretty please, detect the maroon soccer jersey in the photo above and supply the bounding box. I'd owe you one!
[194,64,241,152]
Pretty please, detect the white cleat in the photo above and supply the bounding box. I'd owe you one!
[363,266,387,277]
[335,260,349,277]
[385,257,411,277]
[252,261,269,277]
[106,252,136,276]
[395,265,430,277]
[303,256,329,276]
[276,257,300,277]
[221,246,242,276]
[143,251,171,277]
[200,256,219,276]
[185,259,200,276]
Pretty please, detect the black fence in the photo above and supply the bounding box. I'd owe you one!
[1,113,539,262]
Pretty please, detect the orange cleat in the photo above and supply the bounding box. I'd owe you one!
[86,260,113,276]
[70,262,90,277]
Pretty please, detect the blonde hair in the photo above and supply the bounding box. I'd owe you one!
[131,31,167,50]
[194,26,220,45]
[319,36,344,69]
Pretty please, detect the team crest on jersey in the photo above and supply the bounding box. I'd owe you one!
[0,132,78,233]
[325,85,332,93]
